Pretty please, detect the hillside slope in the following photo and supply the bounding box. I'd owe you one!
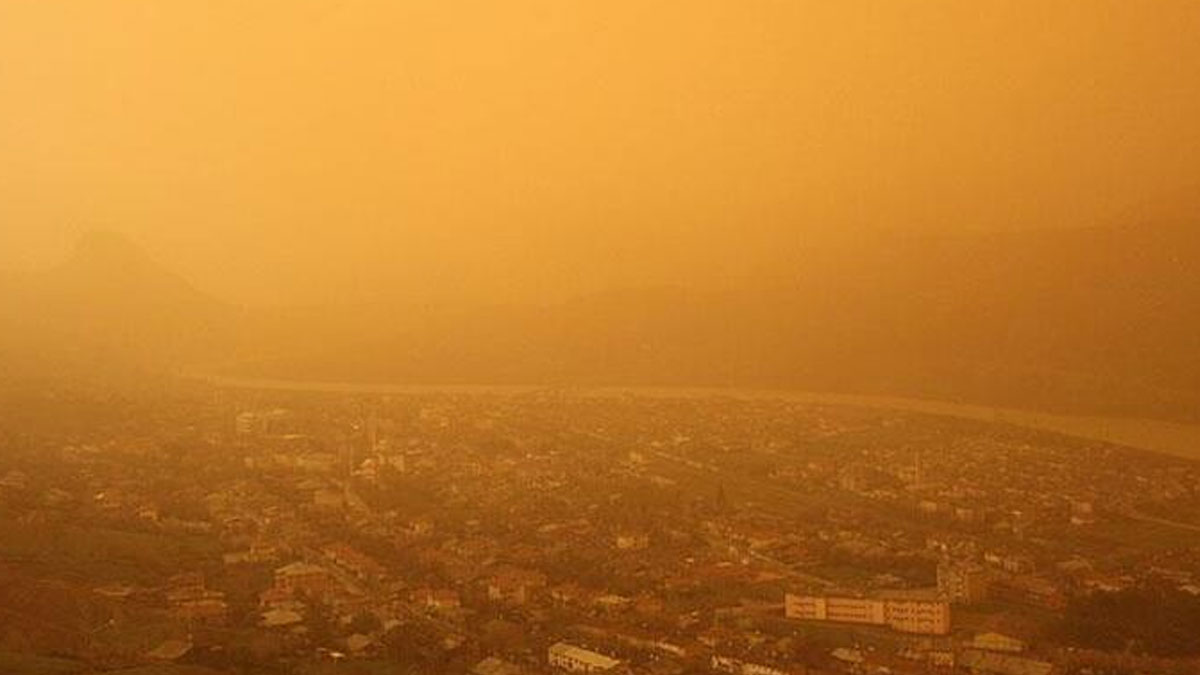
[2,224,1197,421]
[234,223,1200,420]
[0,232,233,378]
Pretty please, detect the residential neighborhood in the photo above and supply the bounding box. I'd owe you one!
[2,384,1199,674]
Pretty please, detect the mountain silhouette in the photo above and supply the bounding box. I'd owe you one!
[2,224,1199,421]
[232,222,1200,421]
[0,231,232,378]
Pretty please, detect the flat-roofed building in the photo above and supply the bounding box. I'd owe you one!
[881,593,951,635]
[786,592,950,635]
[473,657,526,675]
[785,594,886,625]
[971,632,1027,653]
[273,561,338,600]
[959,649,1054,675]
[548,642,621,673]
[938,561,990,604]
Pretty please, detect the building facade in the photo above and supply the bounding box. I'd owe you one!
[548,642,621,673]
[785,593,950,635]
[785,595,886,625]
[881,594,952,635]
[938,561,990,604]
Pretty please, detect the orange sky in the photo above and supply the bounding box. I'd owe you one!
[2,1,1198,305]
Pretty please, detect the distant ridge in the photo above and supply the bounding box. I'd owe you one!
[2,223,1199,422]
[70,229,155,265]
[0,231,232,377]
[51,230,225,312]
[230,221,1200,422]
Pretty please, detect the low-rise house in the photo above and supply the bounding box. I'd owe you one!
[971,632,1026,653]
[473,656,526,675]
[959,649,1054,675]
[260,607,304,628]
[413,587,461,610]
[274,561,339,600]
[615,533,650,550]
[487,567,547,605]
[323,542,388,582]
[711,655,792,675]
[548,642,622,673]
[173,597,228,624]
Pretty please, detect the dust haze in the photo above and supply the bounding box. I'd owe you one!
[2,3,1200,675]
[3,1,1199,305]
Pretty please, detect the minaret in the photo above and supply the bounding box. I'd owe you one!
[343,438,352,506]
[368,410,383,483]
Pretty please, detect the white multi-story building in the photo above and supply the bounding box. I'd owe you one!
[938,561,990,604]
[881,593,952,635]
[785,592,950,635]
[785,595,886,625]
[548,642,621,673]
